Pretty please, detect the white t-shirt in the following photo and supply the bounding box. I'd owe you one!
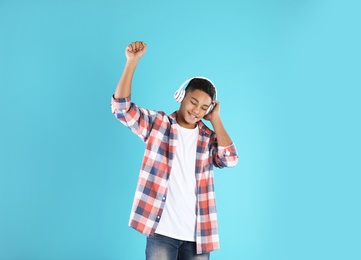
[155,124,198,241]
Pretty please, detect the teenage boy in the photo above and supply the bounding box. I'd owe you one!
[111,41,238,260]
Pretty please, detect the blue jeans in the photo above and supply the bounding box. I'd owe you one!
[146,233,210,260]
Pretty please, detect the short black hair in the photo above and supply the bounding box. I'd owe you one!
[185,78,216,100]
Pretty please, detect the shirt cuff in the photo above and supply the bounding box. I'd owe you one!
[217,143,238,158]
[111,94,131,113]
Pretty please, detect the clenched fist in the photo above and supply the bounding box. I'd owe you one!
[125,41,147,61]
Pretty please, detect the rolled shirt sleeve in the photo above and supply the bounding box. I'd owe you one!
[111,95,131,114]
[214,143,238,168]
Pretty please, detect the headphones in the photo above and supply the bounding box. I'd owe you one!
[174,76,218,115]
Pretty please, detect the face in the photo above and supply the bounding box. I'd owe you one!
[176,89,212,129]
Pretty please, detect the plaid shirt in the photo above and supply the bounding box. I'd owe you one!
[111,95,238,254]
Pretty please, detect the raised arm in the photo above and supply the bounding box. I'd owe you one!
[114,41,147,99]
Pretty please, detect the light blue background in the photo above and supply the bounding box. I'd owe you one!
[1,0,360,259]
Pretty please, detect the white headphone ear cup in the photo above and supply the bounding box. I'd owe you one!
[174,89,185,103]
[179,89,185,102]
[206,104,214,115]
[174,90,180,102]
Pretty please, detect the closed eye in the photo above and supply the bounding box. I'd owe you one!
[191,97,210,111]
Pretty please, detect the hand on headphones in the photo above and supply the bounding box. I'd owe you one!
[125,41,147,61]
[204,100,220,122]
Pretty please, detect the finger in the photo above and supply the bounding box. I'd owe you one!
[135,41,141,51]
[139,41,146,50]
[132,42,139,51]
[212,101,220,111]
[127,43,134,52]
[133,42,138,51]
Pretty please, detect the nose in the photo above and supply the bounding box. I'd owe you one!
[192,105,200,114]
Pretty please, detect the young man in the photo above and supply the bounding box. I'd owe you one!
[111,41,238,260]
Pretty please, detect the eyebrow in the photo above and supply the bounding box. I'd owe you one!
[191,97,210,108]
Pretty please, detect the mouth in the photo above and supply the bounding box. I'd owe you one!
[188,112,198,119]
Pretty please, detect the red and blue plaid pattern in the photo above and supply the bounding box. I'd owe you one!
[111,95,238,254]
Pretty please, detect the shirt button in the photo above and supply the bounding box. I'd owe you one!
[162,196,166,201]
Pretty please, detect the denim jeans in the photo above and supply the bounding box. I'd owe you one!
[146,233,210,260]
